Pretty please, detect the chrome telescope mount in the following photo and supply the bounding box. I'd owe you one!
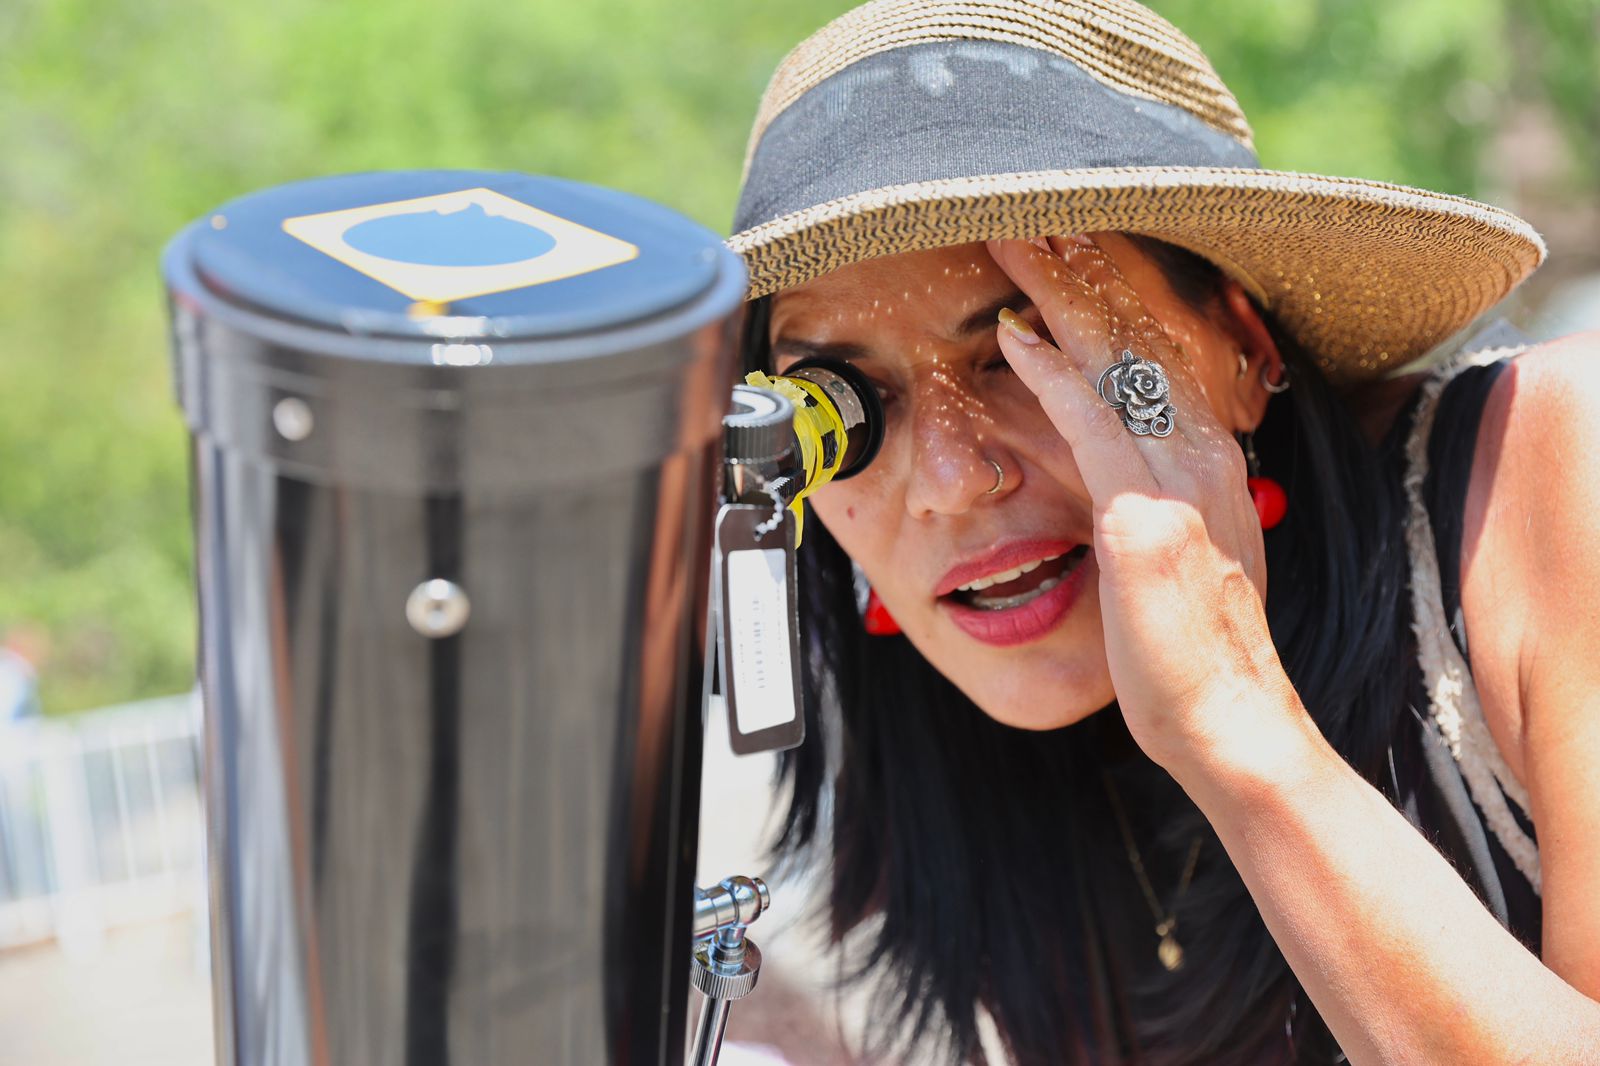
[687,876,770,1066]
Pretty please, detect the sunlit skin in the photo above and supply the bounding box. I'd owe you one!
[770,234,1282,730]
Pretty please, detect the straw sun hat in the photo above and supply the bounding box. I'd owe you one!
[728,0,1546,384]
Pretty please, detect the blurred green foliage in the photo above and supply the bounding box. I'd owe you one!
[1,0,1595,712]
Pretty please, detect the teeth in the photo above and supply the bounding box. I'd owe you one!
[956,552,1061,592]
[962,545,1091,610]
[972,574,1063,611]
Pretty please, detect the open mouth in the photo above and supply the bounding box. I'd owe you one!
[945,545,1091,611]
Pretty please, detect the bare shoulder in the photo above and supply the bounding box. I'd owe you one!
[1460,330,1600,787]
[1495,330,1600,406]
[1475,331,1600,531]
[1476,330,1600,496]
[1472,332,1600,989]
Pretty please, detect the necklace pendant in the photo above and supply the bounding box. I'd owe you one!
[1158,931,1184,972]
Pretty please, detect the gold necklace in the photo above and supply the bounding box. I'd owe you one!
[1101,770,1204,972]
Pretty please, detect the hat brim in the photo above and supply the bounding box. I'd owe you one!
[727,166,1544,385]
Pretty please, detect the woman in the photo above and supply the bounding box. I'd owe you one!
[727,2,1600,1063]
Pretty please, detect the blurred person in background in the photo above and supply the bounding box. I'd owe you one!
[729,1,1600,1062]
[0,624,47,724]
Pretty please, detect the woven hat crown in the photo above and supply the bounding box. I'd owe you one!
[730,0,1544,381]
[743,0,1255,179]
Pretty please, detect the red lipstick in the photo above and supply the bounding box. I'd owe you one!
[938,542,1093,647]
[934,539,1076,598]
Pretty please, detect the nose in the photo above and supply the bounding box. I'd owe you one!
[902,374,1006,517]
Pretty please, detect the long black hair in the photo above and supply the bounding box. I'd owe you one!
[746,239,1415,1064]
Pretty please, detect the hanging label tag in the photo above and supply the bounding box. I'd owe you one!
[715,503,805,755]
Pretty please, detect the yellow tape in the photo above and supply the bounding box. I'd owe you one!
[744,370,851,545]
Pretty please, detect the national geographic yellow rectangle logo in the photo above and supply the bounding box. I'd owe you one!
[281,187,639,302]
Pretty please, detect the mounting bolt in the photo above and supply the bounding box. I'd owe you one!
[272,397,314,442]
[406,579,470,638]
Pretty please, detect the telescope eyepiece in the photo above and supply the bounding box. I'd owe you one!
[721,359,884,534]
[772,358,884,481]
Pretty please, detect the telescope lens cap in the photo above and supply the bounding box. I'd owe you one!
[181,170,730,348]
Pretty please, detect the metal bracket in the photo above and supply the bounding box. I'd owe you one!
[687,876,770,1066]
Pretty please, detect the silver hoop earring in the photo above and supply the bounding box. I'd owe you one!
[1261,364,1291,394]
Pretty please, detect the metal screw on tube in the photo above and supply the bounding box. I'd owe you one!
[688,876,770,1066]
[272,397,314,441]
[405,579,471,638]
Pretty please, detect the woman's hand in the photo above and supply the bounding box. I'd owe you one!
[986,235,1305,777]
[985,239,1600,1065]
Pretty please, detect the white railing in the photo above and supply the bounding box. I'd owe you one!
[0,690,204,954]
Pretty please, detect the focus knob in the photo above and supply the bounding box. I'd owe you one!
[724,385,795,464]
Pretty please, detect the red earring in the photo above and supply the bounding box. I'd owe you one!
[1242,432,1287,530]
[864,589,902,636]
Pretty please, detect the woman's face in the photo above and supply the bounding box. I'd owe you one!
[770,235,1266,730]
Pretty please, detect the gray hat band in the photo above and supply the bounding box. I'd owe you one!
[733,40,1260,234]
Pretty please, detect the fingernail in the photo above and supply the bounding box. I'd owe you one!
[998,307,1041,344]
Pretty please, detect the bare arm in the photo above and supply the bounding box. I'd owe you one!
[1175,335,1600,1064]
[1462,335,1600,997]
[1174,703,1600,1065]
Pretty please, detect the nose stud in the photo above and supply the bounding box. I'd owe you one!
[985,458,1005,495]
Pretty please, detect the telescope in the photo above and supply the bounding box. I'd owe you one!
[163,170,882,1065]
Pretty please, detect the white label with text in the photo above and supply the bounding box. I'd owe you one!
[725,547,797,733]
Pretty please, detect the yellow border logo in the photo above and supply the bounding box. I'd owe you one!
[281,187,640,302]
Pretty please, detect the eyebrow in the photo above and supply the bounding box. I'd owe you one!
[771,288,1034,364]
[954,288,1033,339]
[770,337,871,364]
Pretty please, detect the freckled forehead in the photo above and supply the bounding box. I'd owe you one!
[769,242,1010,341]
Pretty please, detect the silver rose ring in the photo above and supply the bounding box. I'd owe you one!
[1096,349,1176,438]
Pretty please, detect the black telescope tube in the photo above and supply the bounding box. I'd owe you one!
[165,171,745,1065]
